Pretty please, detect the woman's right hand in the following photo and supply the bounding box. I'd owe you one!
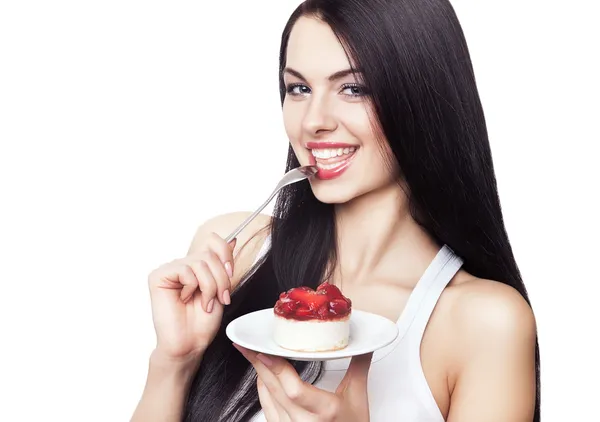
[147,232,237,364]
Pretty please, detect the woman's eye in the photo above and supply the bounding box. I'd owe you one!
[285,83,367,98]
[341,84,367,97]
[286,83,311,96]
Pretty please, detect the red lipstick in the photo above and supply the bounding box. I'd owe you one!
[306,141,359,180]
[306,141,357,149]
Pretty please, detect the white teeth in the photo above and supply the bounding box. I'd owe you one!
[310,147,357,159]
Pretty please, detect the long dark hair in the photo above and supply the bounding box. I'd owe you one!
[184,1,540,421]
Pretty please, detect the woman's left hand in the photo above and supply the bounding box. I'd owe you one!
[234,343,372,422]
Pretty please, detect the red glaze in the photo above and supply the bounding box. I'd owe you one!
[274,281,352,321]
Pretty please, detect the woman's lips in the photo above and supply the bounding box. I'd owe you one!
[311,151,358,180]
[304,142,359,180]
[315,153,357,180]
[306,141,356,149]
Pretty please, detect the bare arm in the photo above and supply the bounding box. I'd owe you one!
[131,212,271,422]
[447,281,537,421]
[131,351,202,422]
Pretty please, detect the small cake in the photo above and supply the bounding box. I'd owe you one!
[273,281,352,352]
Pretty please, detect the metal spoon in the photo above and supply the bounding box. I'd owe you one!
[224,165,318,243]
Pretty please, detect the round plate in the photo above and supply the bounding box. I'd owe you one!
[225,308,399,361]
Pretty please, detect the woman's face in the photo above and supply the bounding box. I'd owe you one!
[282,16,397,204]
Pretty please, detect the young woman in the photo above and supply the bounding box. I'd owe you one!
[132,1,539,421]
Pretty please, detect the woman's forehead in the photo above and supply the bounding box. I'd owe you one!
[285,16,354,80]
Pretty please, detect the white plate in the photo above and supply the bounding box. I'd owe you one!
[225,308,399,361]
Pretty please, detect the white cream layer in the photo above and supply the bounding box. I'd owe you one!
[273,315,350,352]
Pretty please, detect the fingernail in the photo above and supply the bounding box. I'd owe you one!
[257,353,273,367]
[207,299,214,313]
[225,262,233,278]
[223,289,231,305]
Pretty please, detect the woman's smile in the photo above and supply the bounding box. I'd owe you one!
[306,141,359,180]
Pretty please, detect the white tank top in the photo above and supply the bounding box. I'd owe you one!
[248,236,464,422]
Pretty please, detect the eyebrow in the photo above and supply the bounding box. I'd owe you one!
[283,67,362,82]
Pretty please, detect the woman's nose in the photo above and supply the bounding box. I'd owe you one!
[302,95,338,136]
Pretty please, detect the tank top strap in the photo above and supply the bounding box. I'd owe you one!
[399,245,463,345]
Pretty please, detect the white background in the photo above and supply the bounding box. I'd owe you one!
[0,1,598,420]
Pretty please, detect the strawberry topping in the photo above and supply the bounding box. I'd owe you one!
[274,282,352,320]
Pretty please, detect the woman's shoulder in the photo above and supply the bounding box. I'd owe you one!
[445,275,536,339]
[426,274,538,416]
[188,211,272,285]
[434,274,537,391]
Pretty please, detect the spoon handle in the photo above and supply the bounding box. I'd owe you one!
[224,189,278,244]
[223,165,316,244]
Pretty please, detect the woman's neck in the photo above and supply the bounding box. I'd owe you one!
[333,183,440,287]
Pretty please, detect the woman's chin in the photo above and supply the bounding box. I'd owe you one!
[310,183,358,205]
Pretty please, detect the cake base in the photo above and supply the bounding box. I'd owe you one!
[273,314,350,352]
